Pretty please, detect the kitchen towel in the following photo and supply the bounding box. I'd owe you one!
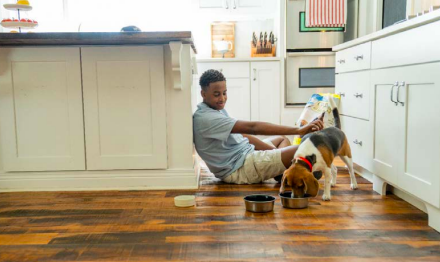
[305,0,347,28]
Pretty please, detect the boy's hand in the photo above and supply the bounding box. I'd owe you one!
[298,119,324,136]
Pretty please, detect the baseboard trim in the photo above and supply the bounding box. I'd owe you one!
[352,163,427,213]
[0,168,199,192]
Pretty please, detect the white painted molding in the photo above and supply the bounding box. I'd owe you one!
[372,174,388,196]
[192,55,198,75]
[354,162,440,233]
[169,41,183,90]
[0,168,199,192]
[426,204,440,233]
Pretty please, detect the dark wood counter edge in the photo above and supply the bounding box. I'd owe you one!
[0,31,197,53]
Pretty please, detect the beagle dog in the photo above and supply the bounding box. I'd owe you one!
[280,109,358,201]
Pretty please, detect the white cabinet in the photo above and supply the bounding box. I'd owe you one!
[372,63,440,208]
[199,0,226,8]
[0,48,86,172]
[341,116,373,171]
[196,61,280,124]
[250,62,280,124]
[335,71,370,120]
[226,78,251,120]
[371,69,401,185]
[335,42,371,73]
[81,46,168,170]
[193,0,275,16]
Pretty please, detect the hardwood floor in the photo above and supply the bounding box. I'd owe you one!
[1,159,439,261]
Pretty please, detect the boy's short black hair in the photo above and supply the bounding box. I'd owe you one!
[199,69,226,91]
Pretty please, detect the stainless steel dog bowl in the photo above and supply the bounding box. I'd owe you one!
[243,195,275,213]
[279,192,310,209]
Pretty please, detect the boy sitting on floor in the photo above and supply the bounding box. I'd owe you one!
[193,69,323,184]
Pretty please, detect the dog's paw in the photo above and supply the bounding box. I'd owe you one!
[351,183,358,190]
[322,193,331,201]
[331,181,336,187]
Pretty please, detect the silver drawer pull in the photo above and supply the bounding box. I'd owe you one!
[337,59,345,64]
[354,55,364,61]
[397,81,405,106]
[339,92,345,97]
[353,139,363,146]
[353,93,363,98]
[391,81,398,106]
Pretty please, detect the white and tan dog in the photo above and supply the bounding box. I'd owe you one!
[280,109,358,201]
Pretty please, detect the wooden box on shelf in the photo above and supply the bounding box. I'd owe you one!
[251,42,276,57]
[211,22,235,58]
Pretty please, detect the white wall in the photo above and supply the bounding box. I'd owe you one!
[408,0,440,15]
[358,0,378,37]
[0,0,192,32]
[192,19,275,59]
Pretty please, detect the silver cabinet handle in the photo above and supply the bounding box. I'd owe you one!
[353,139,363,146]
[396,81,405,106]
[253,68,257,81]
[337,59,345,64]
[391,82,398,105]
[354,93,363,98]
[225,0,229,9]
[233,0,236,9]
[354,55,364,61]
[339,92,345,97]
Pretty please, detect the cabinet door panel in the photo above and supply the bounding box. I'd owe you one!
[81,46,167,170]
[0,48,85,171]
[225,78,251,121]
[397,63,440,207]
[336,71,370,120]
[250,62,280,125]
[371,70,401,185]
[341,116,372,171]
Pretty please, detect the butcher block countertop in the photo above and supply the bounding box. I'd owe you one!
[0,31,197,53]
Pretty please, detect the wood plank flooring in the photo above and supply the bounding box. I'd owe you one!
[0,159,439,261]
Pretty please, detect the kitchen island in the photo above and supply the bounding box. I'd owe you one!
[333,11,440,232]
[0,32,199,191]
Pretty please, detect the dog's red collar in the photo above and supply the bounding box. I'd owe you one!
[297,157,313,172]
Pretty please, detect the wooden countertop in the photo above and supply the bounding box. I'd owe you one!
[0,31,197,53]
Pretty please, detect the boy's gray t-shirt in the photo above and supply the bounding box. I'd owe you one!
[193,102,254,179]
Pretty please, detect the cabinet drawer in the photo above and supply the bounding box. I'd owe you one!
[335,71,370,120]
[336,42,371,73]
[197,62,249,78]
[372,20,440,69]
[340,116,373,171]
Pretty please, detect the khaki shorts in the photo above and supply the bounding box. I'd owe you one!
[223,139,286,184]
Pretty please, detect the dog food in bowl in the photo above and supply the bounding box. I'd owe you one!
[243,194,275,213]
[279,191,311,209]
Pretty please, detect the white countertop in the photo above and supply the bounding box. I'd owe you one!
[333,9,440,51]
[197,57,281,62]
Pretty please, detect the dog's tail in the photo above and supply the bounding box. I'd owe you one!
[332,107,341,129]
[318,107,341,129]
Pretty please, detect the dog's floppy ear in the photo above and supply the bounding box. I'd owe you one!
[305,154,317,166]
[279,172,288,194]
[313,171,323,180]
[303,174,320,197]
